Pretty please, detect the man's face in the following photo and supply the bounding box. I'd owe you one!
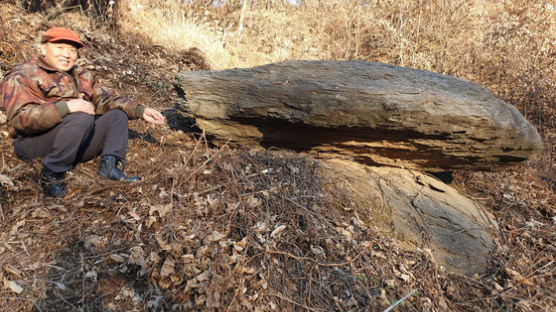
[40,42,78,72]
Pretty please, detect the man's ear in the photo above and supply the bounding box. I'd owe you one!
[40,43,47,56]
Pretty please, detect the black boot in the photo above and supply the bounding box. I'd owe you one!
[97,155,140,182]
[41,167,67,198]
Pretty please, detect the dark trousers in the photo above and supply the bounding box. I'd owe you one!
[14,110,129,173]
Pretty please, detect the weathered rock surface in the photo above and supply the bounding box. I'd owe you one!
[173,60,542,171]
[322,159,499,274]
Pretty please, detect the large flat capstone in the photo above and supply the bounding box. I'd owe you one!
[173,60,542,171]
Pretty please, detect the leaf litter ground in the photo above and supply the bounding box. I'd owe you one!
[0,4,554,311]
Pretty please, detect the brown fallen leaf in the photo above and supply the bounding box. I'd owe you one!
[371,251,387,260]
[246,196,261,209]
[129,246,146,267]
[160,258,175,278]
[505,268,533,286]
[109,254,125,263]
[31,207,52,218]
[10,220,25,236]
[233,237,248,251]
[64,187,83,199]
[149,203,173,218]
[146,215,157,227]
[128,210,142,221]
[270,224,287,239]
[0,174,15,188]
[206,231,225,242]
[85,235,107,248]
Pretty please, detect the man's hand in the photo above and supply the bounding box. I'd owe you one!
[143,107,165,125]
[67,99,95,115]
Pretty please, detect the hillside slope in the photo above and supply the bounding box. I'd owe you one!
[0,3,554,311]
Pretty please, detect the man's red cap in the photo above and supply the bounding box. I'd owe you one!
[41,27,85,48]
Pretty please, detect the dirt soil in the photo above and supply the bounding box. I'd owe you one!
[0,4,554,312]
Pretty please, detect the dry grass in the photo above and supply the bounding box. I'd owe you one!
[1,0,555,311]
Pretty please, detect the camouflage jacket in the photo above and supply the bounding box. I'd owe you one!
[0,56,145,137]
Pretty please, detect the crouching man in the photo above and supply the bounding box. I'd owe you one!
[0,27,166,198]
